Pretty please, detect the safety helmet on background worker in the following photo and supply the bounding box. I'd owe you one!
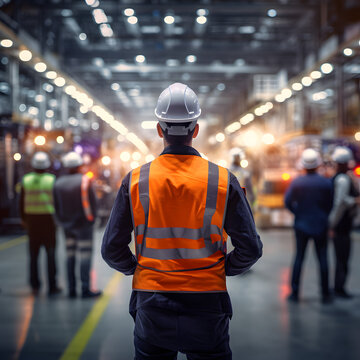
[331,146,353,164]
[31,151,51,170]
[155,83,201,136]
[62,151,83,168]
[300,148,322,169]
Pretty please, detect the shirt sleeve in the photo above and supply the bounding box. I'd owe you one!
[101,173,137,275]
[224,173,263,276]
[284,181,295,213]
[88,182,97,219]
[328,174,355,228]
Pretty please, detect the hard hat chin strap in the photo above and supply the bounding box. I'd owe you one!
[159,121,197,136]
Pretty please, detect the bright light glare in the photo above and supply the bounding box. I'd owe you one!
[320,63,333,74]
[218,160,227,168]
[124,8,134,16]
[145,154,155,163]
[120,151,131,162]
[301,76,312,87]
[282,173,291,181]
[240,159,249,168]
[215,132,225,142]
[19,49,32,62]
[267,9,277,17]
[196,16,207,24]
[34,62,47,72]
[281,88,292,98]
[240,113,254,125]
[56,135,64,144]
[291,82,302,91]
[127,16,138,24]
[65,85,76,95]
[135,55,145,63]
[262,133,275,145]
[355,132,360,141]
[46,71,57,79]
[225,122,241,134]
[13,153,21,161]
[1,39,13,47]
[54,77,66,87]
[243,130,258,147]
[164,15,175,24]
[111,83,120,91]
[101,155,111,166]
[100,23,113,37]
[343,48,353,56]
[79,33,87,41]
[92,9,108,24]
[130,161,139,169]
[46,110,54,117]
[141,121,157,129]
[132,151,141,161]
[186,55,197,63]
[265,102,273,110]
[310,70,322,79]
[34,135,46,146]
[197,9,208,16]
[275,94,285,102]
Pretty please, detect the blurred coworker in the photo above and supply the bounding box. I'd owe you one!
[229,150,255,205]
[102,83,262,360]
[20,152,61,296]
[53,152,101,298]
[329,147,360,298]
[285,149,333,303]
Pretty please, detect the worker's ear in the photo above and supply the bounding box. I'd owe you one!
[192,123,199,138]
[157,123,164,138]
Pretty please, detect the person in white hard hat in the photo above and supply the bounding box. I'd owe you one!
[20,152,61,296]
[53,151,101,298]
[285,148,333,303]
[102,83,262,359]
[329,146,360,298]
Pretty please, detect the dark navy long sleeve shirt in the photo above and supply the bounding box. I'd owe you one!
[102,145,262,317]
[284,173,333,236]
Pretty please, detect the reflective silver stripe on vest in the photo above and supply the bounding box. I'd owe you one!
[136,161,223,260]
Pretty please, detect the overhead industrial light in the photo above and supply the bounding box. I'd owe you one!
[99,23,113,37]
[343,48,353,56]
[92,9,108,24]
[186,55,197,63]
[19,49,32,62]
[135,55,146,63]
[141,121,157,129]
[79,33,87,41]
[301,76,312,86]
[111,83,120,91]
[267,9,277,17]
[292,82,303,91]
[124,8,135,16]
[54,77,66,87]
[0,39,13,47]
[320,63,333,74]
[34,62,47,72]
[310,70,322,79]
[127,16,138,24]
[46,71,57,79]
[164,15,175,24]
[196,16,207,25]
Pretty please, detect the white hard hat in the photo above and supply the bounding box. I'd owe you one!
[31,152,51,170]
[155,83,201,122]
[300,148,322,169]
[332,146,353,164]
[62,151,83,168]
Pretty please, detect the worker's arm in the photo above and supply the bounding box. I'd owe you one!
[88,182,97,220]
[284,181,296,213]
[19,185,26,224]
[224,173,263,276]
[101,173,137,275]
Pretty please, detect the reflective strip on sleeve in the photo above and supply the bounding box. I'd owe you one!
[81,175,94,221]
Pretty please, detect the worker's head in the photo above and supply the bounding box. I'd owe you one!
[300,148,322,173]
[155,83,200,146]
[62,151,83,173]
[31,151,51,172]
[332,146,353,173]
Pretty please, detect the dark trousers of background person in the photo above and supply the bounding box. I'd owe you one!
[291,229,329,296]
[134,306,232,360]
[26,214,57,293]
[333,216,353,292]
[65,232,93,295]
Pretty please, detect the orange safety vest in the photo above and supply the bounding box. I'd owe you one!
[129,154,229,293]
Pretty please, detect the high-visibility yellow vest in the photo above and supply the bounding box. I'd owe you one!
[130,155,229,293]
[23,172,55,215]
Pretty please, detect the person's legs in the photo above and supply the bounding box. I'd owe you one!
[66,237,76,297]
[290,229,309,298]
[134,335,177,360]
[44,221,59,294]
[28,233,41,293]
[313,232,330,300]
[333,229,351,294]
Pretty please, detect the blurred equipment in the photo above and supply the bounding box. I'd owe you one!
[329,146,360,299]
[54,152,102,298]
[20,152,61,296]
[285,148,333,303]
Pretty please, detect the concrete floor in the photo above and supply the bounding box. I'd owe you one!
[0,228,359,360]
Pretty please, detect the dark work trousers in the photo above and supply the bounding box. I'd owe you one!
[134,306,232,360]
[26,214,57,292]
[333,216,353,292]
[65,236,93,294]
[291,229,329,296]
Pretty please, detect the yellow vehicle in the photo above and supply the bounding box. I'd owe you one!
[255,169,297,228]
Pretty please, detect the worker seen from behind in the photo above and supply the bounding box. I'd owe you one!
[285,149,333,303]
[20,152,61,296]
[53,151,102,298]
[229,149,255,206]
[329,146,360,299]
[102,82,263,359]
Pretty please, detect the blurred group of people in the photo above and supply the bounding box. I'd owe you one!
[285,146,360,303]
[20,151,102,298]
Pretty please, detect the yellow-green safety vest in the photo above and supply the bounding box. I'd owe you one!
[23,172,55,215]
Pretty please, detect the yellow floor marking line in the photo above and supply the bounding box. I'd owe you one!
[59,272,123,360]
[0,235,27,251]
